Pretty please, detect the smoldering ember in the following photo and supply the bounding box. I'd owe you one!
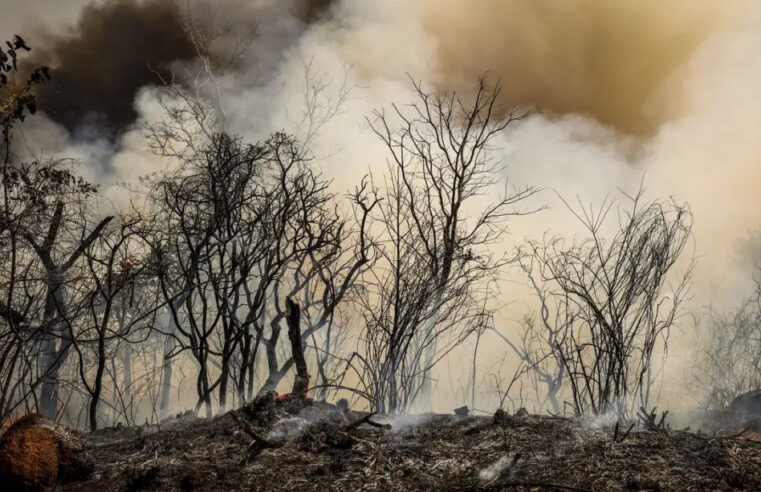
[5,1,761,491]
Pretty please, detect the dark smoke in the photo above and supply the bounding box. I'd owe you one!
[34,0,195,137]
[30,0,337,138]
[298,0,335,22]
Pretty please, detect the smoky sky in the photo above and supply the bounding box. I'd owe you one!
[299,0,335,22]
[24,0,337,138]
[9,0,744,139]
[424,0,735,136]
[32,0,196,137]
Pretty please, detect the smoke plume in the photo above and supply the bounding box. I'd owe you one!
[22,0,336,137]
[31,0,195,136]
[6,0,761,412]
[423,0,744,135]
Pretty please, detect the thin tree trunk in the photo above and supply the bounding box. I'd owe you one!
[122,344,132,404]
[159,301,182,415]
[471,330,482,408]
[286,298,309,396]
[218,356,229,412]
[89,338,106,431]
[258,316,283,395]
[39,281,67,419]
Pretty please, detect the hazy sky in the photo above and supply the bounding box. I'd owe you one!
[1,0,90,34]
[6,0,761,409]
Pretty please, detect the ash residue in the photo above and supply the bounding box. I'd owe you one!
[59,405,761,491]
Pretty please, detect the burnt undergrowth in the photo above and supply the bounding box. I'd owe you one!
[58,396,761,491]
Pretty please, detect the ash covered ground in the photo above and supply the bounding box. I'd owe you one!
[56,395,761,491]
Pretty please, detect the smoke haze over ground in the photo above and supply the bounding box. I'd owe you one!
[5,0,761,412]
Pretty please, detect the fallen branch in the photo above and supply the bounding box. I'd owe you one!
[494,480,590,492]
[612,421,635,443]
[712,427,752,441]
[638,406,670,432]
[343,412,386,432]
[230,413,267,442]
[230,413,282,465]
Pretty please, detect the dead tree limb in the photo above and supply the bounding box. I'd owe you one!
[344,412,382,432]
[612,421,635,443]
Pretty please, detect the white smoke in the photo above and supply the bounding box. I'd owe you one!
[7,0,761,413]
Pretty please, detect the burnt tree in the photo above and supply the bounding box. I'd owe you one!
[286,297,309,396]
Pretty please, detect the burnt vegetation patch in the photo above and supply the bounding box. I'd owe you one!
[2,5,761,489]
[45,398,761,491]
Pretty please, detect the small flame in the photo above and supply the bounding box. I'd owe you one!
[272,385,312,401]
[736,427,761,442]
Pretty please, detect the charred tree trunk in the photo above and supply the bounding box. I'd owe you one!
[286,298,309,396]
[159,298,183,415]
[258,316,283,395]
[218,354,230,412]
[89,335,106,431]
[39,278,68,420]
[38,337,61,419]
[121,343,131,406]
[159,335,173,415]
[118,308,132,406]
[30,205,113,419]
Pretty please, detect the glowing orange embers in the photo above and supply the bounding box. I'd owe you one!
[736,427,761,442]
[1,413,22,432]
[272,385,312,400]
